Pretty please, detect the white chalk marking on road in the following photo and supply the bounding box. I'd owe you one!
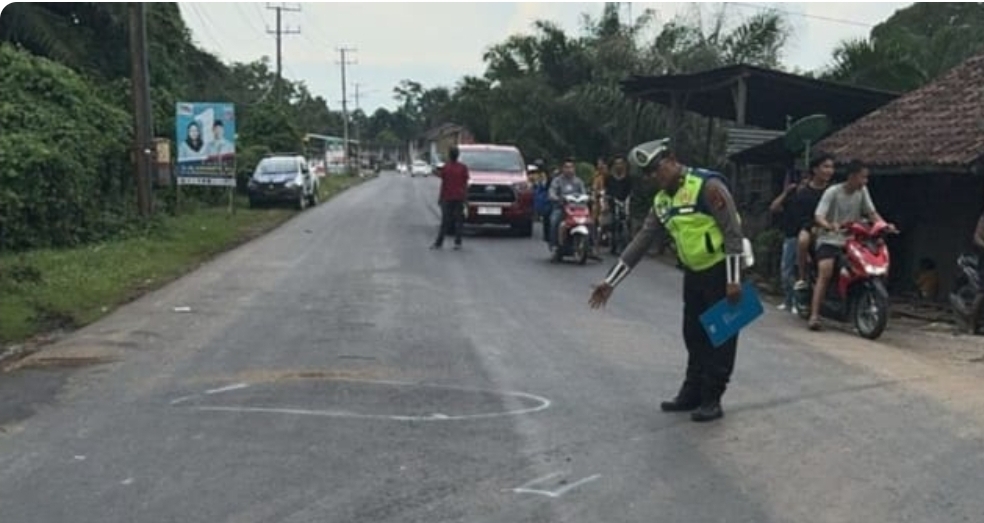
[513,472,601,498]
[121,477,134,486]
[169,394,199,406]
[205,383,250,395]
[188,389,551,422]
[73,455,86,461]
[175,378,552,422]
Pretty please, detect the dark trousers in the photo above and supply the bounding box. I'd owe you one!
[681,261,738,403]
[435,200,464,247]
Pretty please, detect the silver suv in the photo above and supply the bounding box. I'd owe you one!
[247,154,319,210]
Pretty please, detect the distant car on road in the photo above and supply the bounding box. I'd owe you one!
[459,144,534,237]
[247,154,319,210]
[410,160,431,177]
[396,162,408,174]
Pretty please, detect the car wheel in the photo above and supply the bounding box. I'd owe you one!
[297,190,306,211]
[308,187,319,206]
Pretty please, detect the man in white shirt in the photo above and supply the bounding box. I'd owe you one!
[809,160,896,330]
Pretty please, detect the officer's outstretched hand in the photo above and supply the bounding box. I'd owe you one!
[589,282,614,309]
[726,283,742,305]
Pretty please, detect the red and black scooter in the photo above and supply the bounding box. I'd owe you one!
[551,193,594,265]
[794,220,897,340]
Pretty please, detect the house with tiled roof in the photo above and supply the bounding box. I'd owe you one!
[816,52,984,299]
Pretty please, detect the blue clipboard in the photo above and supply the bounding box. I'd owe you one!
[699,282,764,348]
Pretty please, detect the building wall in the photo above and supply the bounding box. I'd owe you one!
[868,173,984,300]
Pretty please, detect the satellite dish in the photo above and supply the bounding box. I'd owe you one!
[783,114,831,170]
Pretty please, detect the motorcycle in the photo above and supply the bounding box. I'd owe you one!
[948,252,983,334]
[794,220,896,340]
[606,195,631,256]
[551,193,594,265]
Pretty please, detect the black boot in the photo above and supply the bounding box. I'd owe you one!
[691,401,724,422]
[660,381,701,412]
[691,383,724,422]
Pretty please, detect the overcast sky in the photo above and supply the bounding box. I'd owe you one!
[178,2,911,114]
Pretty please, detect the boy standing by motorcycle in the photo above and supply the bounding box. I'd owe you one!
[602,157,633,255]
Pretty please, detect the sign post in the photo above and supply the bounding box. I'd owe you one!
[174,102,237,214]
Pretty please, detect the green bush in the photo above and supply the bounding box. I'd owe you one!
[0,44,133,251]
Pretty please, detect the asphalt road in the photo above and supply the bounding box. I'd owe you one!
[3,171,984,522]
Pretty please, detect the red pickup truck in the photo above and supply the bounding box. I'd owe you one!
[458,144,534,237]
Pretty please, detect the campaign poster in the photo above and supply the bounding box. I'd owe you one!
[175,102,237,186]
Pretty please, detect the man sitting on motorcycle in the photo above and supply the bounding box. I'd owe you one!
[548,158,588,251]
[808,160,897,330]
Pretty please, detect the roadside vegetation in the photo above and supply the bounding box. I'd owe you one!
[0,175,367,344]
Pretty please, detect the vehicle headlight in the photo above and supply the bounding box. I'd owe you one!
[864,263,887,275]
[575,217,587,224]
[286,178,300,188]
[513,181,530,192]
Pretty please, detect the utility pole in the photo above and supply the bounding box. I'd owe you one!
[128,2,153,217]
[337,47,357,174]
[266,3,300,103]
[354,82,362,169]
[353,82,374,168]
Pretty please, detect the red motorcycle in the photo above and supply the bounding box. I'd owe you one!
[551,193,594,264]
[794,220,897,339]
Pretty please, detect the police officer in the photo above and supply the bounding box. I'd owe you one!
[589,138,745,422]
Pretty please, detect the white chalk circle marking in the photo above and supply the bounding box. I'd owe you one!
[172,377,552,422]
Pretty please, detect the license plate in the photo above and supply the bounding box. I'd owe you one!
[477,206,502,216]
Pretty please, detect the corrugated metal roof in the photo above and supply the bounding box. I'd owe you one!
[726,127,785,156]
[621,64,897,130]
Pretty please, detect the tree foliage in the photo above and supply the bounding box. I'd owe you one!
[379,3,789,169]
[0,44,132,250]
[823,2,984,92]
[0,2,344,251]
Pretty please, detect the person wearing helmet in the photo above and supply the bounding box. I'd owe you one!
[588,138,745,422]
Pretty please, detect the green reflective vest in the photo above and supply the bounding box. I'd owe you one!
[653,170,726,271]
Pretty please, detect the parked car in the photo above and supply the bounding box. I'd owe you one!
[410,160,431,177]
[247,154,318,210]
[459,144,534,237]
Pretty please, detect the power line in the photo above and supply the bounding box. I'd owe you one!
[266,3,301,103]
[232,3,264,35]
[185,4,228,55]
[730,2,874,29]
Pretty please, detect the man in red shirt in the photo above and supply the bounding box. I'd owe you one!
[432,145,470,250]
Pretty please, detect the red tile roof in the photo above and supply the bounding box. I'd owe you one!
[817,53,984,169]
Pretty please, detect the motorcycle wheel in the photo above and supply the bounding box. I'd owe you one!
[852,287,888,340]
[574,235,588,265]
[795,285,812,320]
[949,279,977,331]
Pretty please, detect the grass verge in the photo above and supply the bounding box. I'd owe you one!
[0,174,369,346]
